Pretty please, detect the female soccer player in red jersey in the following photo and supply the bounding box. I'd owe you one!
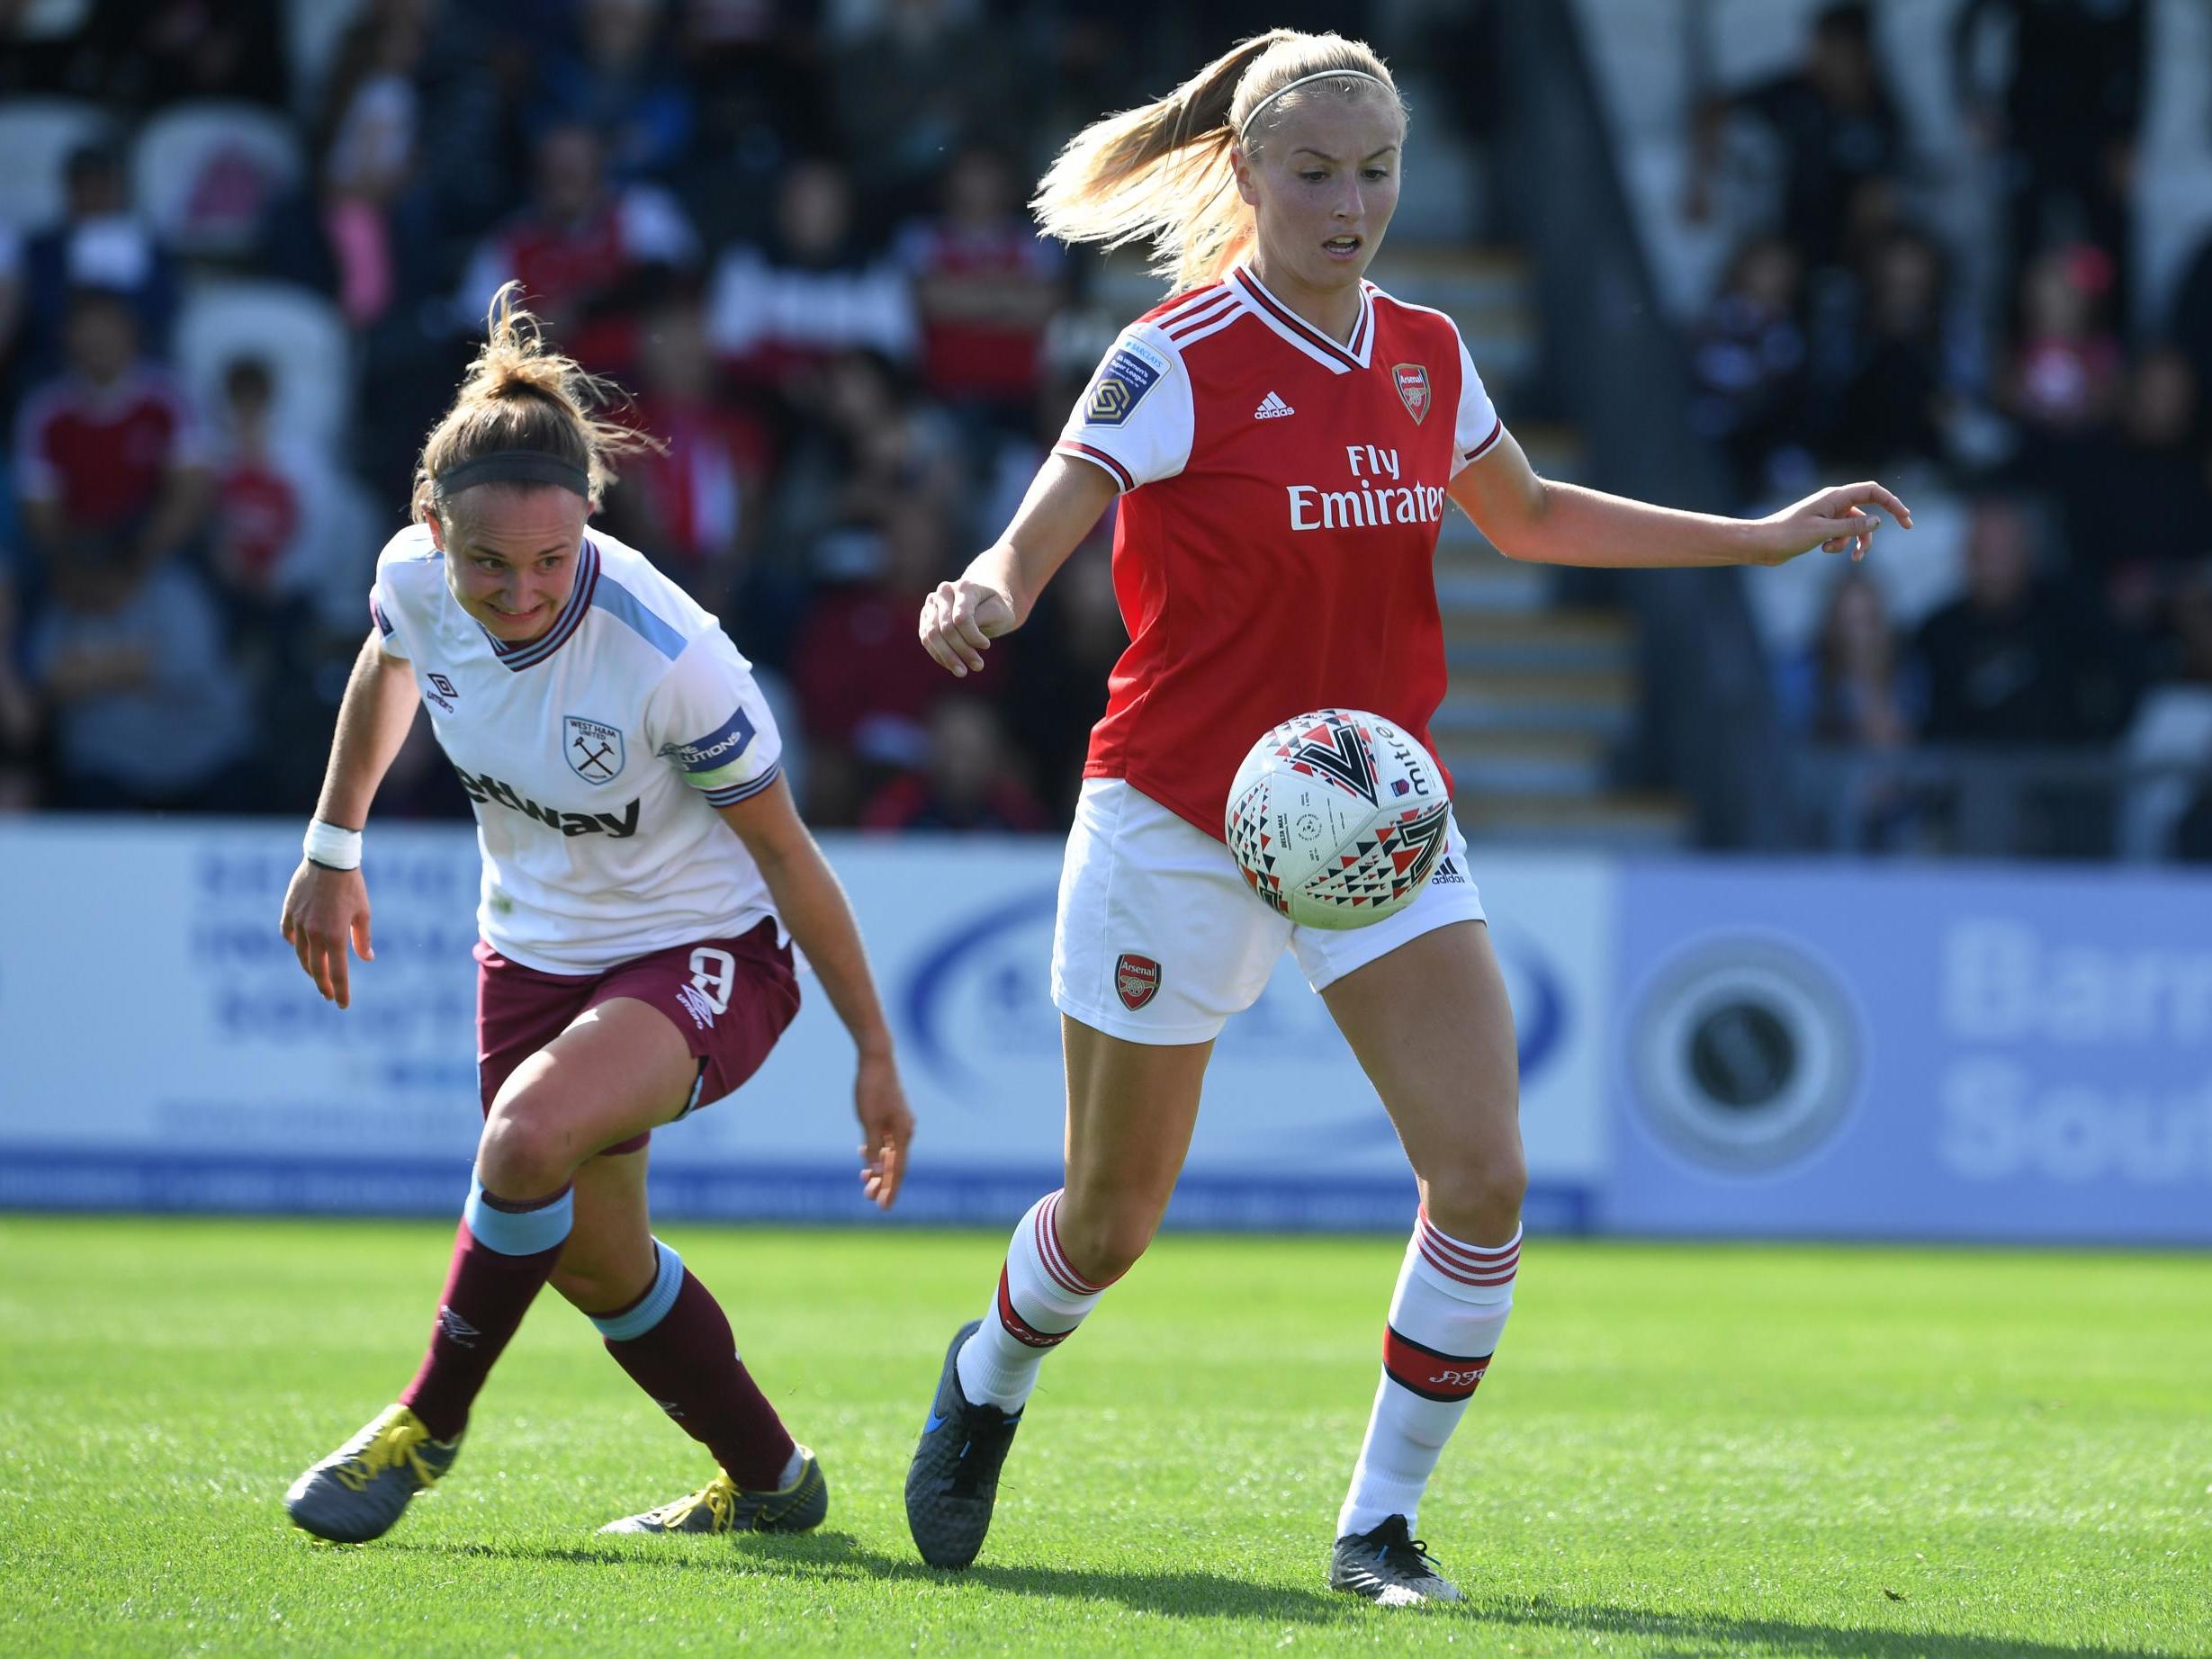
[279,288,914,1545]
[904,31,1909,1601]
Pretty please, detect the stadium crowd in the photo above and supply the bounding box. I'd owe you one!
[1,0,2208,857]
[0,0,1200,829]
[1678,0,2212,856]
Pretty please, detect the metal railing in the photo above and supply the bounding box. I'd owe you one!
[1796,747,2212,862]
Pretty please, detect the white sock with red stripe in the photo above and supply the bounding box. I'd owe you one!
[1336,1210,1519,1538]
[955,1189,1117,1411]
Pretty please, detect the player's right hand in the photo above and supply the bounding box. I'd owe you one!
[918,577,1017,677]
[280,859,374,1009]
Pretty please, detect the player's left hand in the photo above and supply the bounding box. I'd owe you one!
[1753,481,1913,566]
[854,1048,914,1211]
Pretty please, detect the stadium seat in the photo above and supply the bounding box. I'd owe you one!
[0,98,113,232]
[175,277,354,449]
[131,102,305,259]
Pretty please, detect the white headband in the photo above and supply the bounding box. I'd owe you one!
[1236,68,1389,141]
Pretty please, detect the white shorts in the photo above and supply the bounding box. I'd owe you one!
[1050,778,1488,1045]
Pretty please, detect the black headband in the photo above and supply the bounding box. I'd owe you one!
[436,449,590,498]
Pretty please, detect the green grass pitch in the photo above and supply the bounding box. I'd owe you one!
[2,1217,2207,1658]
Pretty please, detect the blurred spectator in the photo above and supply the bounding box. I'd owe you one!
[2004,244,2123,445]
[673,0,839,246]
[1787,567,1920,750]
[14,288,210,582]
[316,0,511,304]
[2054,348,2212,617]
[1821,227,1979,475]
[2172,230,2212,403]
[1785,568,1922,848]
[8,139,179,398]
[789,498,974,824]
[1688,236,1810,499]
[314,0,429,328]
[1913,497,2134,745]
[707,157,916,391]
[455,121,698,375]
[0,564,41,808]
[895,143,1066,423]
[0,221,22,390]
[826,0,1014,210]
[72,0,289,114]
[1953,0,2144,322]
[24,546,256,812]
[1686,2,1903,271]
[534,0,697,184]
[859,695,1050,832]
[2119,566,2212,859]
[206,356,363,625]
[600,295,774,609]
[766,346,965,578]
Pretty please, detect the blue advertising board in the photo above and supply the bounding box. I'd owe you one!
[1604,861,2212,1245]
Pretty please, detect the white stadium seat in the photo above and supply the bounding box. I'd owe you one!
[131,102,305,259]
[0,98,113,232]
[175,277,354,450]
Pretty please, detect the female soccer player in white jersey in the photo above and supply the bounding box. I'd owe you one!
[904,31,1910,1602]
[279,287,914,1545]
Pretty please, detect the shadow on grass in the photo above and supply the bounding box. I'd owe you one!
[392,1530,1348,1623]
[1472,1597,2188,1659]
[390,1538,2188,1655]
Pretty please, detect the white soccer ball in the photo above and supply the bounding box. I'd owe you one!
[1224,708,1453,930]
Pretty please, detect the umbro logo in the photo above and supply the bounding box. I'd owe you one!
[437,1305,481,1348]
[1254,390,1295,420]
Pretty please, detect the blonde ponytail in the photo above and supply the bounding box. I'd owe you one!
[1032,31,1404,294]
[412,282,661,525]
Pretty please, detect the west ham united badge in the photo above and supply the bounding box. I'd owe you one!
[564,714,625,785]
[1392,363,1432,424]
[1114,952,1161,1011]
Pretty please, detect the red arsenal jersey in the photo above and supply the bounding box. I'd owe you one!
[1053,265,1505,839]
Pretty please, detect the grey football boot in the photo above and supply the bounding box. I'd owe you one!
[285,1403,463,1543]
[600,1448,828,1535]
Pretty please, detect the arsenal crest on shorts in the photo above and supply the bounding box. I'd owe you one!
[1114,952,1161,1010]
[564,714,625,785]
[1392,363,1431,424]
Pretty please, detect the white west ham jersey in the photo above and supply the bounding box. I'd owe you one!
[369,525,783,973]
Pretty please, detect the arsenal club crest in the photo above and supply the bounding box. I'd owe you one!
[564,714,625,785]
[1392,363,1432,424]
[1114,952,1161,1011]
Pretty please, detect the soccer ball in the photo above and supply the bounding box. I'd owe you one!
[1224,708,1452,929]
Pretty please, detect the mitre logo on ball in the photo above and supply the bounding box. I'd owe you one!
[1224,709,1452,930]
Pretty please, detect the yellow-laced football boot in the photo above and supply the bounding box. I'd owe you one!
[600,1448,827,1535]
[284,1404,463,1543]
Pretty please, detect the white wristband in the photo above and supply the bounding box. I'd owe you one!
[303,819,364,871]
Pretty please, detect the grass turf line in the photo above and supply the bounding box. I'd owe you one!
[0,1217,2206,1657]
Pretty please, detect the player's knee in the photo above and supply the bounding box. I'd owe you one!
[1422,1143,1527,1243]
[475,1105,577,1198]
[1053,1191,1158,1286]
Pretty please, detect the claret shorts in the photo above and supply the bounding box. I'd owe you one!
[474,918,800,1155]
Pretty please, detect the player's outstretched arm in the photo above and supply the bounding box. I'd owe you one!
[279,630,421,1009]
[715,779,915,1210]
[919,453,1117,677]
[1446,429,1912,569]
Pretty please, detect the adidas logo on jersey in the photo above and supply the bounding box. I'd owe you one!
[1254,390,1295,420]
